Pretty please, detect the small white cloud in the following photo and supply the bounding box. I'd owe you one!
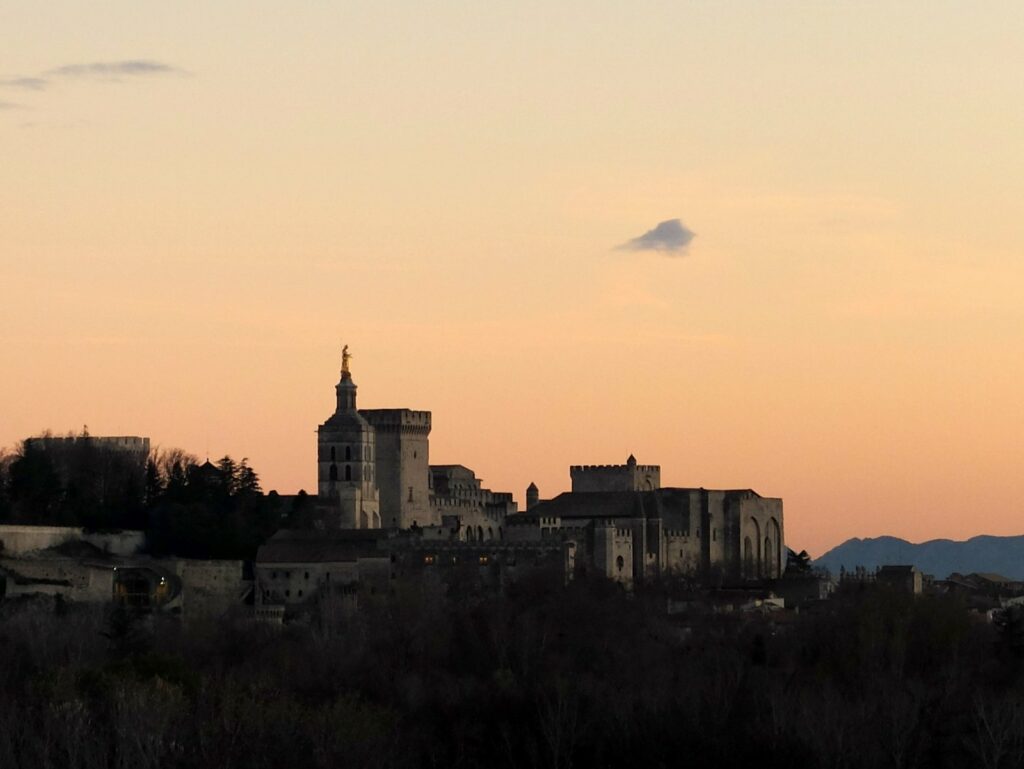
[618,219,696,255]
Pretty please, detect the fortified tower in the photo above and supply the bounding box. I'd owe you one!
[360,409,433,528]
[317,346,380,528]
[569,454,661,493]
[526,482,539,510]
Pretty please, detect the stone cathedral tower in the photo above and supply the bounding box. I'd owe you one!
[317,346,380,528]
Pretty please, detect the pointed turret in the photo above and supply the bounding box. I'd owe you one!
[526,482,539,511]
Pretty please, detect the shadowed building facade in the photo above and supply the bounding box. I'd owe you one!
[315,351,783,590]
[518,457,784,585]
[361,409,433,529]
[316,347,515,533]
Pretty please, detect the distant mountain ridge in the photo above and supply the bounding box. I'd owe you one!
[814,535,1024,580]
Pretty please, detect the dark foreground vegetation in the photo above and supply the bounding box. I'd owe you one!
[1,578,1023,769]
[0,433,303,559]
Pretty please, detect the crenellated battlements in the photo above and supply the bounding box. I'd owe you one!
[595,522,633,538]
[361,409,432,432]
[431,497,476,508]
[569,457,662,493]
[570,464,660,473]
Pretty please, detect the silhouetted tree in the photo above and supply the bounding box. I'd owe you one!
[0,575,1019,769]
[236,458,261,496]
[786,547,813,574]
[0,450,13,524]
[7,438,63,524]
[144,458,164,507]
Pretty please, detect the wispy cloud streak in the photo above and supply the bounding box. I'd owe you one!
[45,60,185,79]
[0,77,48,90]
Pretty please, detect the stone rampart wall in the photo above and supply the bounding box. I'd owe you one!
[0,525,145,557]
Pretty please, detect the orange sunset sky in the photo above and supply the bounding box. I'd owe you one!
[3,2,1023,556]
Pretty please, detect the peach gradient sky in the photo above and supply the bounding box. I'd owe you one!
[3,2,1024,555]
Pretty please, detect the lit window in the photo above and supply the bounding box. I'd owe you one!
[424,555,435,565]
[479,555,489,565]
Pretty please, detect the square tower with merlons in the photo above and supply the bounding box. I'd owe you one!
[361,408,434,528]
[569,454,661,493]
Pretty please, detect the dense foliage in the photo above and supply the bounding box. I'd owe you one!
[0,434,288,559]
[144,453,280,559]
[0,579,1022,769]
[0,434,146,531]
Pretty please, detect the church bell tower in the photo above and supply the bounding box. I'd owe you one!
[317,345,380,528]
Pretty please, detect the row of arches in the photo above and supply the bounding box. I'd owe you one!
[328,463,351,482]
[328,444,372,462]
[742,517,782,579]
[327,462,374,483]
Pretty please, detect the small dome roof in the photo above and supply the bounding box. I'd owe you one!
[320,409,372,432]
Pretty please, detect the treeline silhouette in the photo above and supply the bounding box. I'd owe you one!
[1,577,1023,769]
[0,433,300,559]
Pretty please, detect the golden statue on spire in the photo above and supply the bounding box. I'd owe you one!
[341,344,352,375]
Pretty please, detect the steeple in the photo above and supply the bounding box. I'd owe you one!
[318,343,380,529]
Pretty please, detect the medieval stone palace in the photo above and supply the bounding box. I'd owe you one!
[252,346,787,612]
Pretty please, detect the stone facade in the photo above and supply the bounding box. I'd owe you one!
[0,526,247,619]
[24,435,150,459]
[254,528,574,616]
[570,454,661,493]
[312,354,785,592]
[526,482,539,511]
[592,524,635,588]
[429,465,516,541]
[315,352,517,535]
[508,480,784,585]
[361,409,433,528]
[0,525,145,557]
[317,363,380,528]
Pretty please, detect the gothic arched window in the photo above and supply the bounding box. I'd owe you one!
[345,465,351,481]
[330,446,336,461]
[345,446,351,461]
[329,464,338,481]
